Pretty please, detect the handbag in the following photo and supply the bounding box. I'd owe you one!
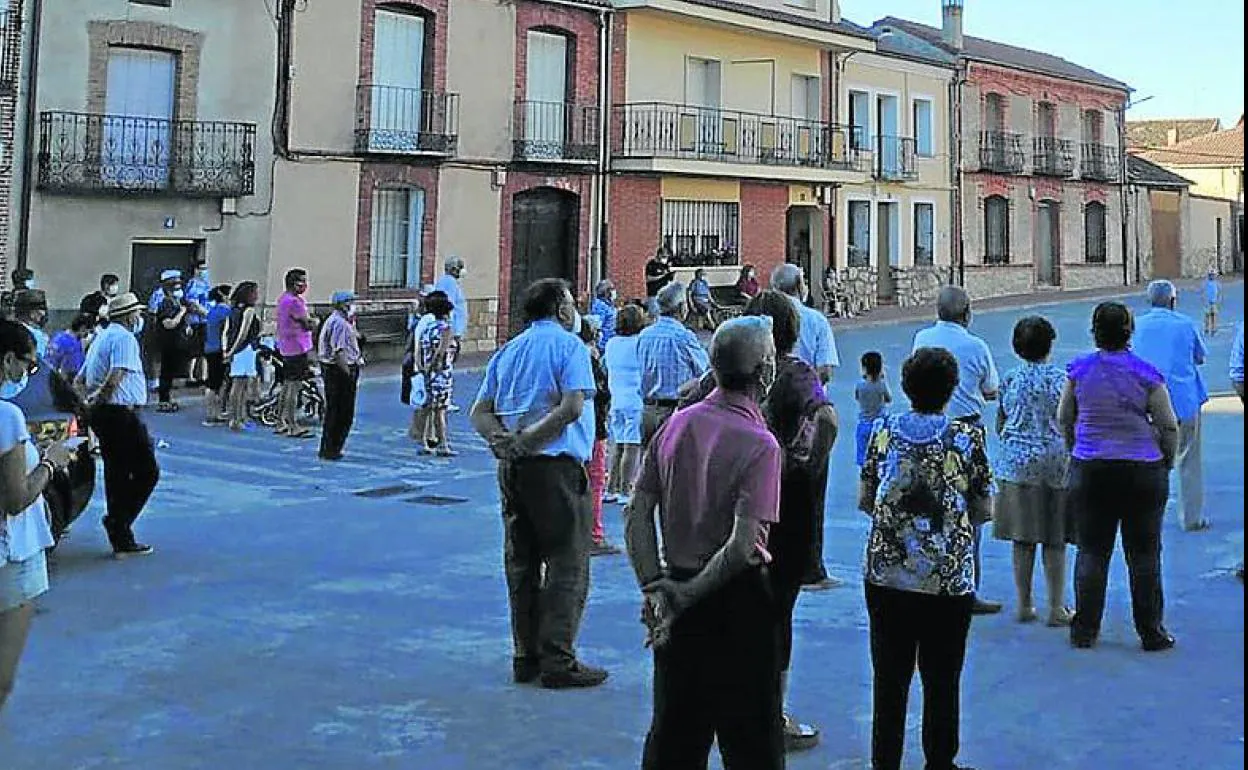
[409,373,428,409]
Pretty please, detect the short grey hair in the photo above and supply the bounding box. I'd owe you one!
[936,285,971,322]
[710,316,775,392]
[582,313,602,335]
[444,255,465,272]
[770,263,803,296]
[594,279,613,299]
[1147,279,1176,307]
[656,281,687,315]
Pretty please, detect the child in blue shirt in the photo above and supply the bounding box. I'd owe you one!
[1203,267,1220,336]
[202,284,233,425]
[854,351,891,466]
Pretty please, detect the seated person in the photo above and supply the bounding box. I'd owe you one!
[688,269,714,329]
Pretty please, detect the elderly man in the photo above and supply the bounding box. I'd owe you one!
[625,315,785,770]
[434,255,468,344]
[771,263,840,384]
[637,282,711,449]
[470,278,608,690]
[1133,280,1210,531]
[10,291,49,359]
[317,290,363,461]
[1232,321,1244,404]
[589,279,617,352]
[913,286,1002,615]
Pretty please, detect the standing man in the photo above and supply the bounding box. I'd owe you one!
[317,291,363,461]
[0,269,35,320]
[275,268,317,438]
[589,280,617,352]
[80,273,122,324]
[1133,280,1209,531]
[153,270,192,412]
[10,293,49,359]
[625,316,785,769]
[470,278,608,690]
[636,282,710,450]
[1202,267,1221,336]
[434,256,468,347]
[644,249,674,317]
[1232,321,1244,404]
[912,286,1002,615]
[184,260,212,385]
[77,293,158,557]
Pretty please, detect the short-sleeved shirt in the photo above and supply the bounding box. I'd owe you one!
[475,319,597,462]
[1066,351,1164,462]
[185,277,211,325]
[789,295,840,372]
[689,278,711,303]
[434,273,468,338]
[1132,308,1208,422]
[604,335,643,413]
[0,401,54,563]
[912,321,999,420]
[644,259,673,297]
[204,303,231,354]
[589,297,617,352]
[637,317,711,400]
[1231,322,1245,384]
[79,322,148,406]
[46,331,85,377]
[155,296,187,346]
[995,362,1068,487]
[860,412,992,596]
[275,292,313,357]
[1204,278,1220,305]
[854,378,891,421]
[635,387,781,572]
[318,312,362,366]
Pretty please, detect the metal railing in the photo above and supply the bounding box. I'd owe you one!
[1033,135,1076,178]
[512,100,599,162]
[611,102,870,171]
[1,11,17,93]
[979,131,1025,174]
[874,135,918,180]
[355,84,459,156]
[1080,143,1118,182]
[36,112,256,197]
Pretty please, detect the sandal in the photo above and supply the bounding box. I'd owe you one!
[1017,606,1038,623]
[157,402,180,413]
[1047,607,1075,627]
[782,714,820,752]
[434,447,458,458]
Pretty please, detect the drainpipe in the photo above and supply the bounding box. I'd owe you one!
[950,63,967,287]
[1116,102,1131,286]
[591,7,612,292]
[829,49,858,275]
[15,0,45,273]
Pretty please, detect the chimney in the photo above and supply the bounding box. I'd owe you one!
[1166,128,1178,146]
[942,0,964,51]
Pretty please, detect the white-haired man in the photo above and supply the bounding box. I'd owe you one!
[771,263,840,385]
[636,281,710,449]
[434,256,468,343]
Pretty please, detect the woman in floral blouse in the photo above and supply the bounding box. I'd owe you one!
[992,316,1074,626]
[859,346,992,770]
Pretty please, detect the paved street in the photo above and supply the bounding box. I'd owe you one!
[3,284,1244,770]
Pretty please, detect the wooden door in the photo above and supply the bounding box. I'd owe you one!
[510,189,579,335]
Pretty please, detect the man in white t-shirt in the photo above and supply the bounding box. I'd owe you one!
[77,293,159,558]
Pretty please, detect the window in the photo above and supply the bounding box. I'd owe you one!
[369,9,428,151]
[1036,101,1056,137]
[1084,201,1106,263]
[848,90,870,150]
[790,75,820,122]
[914,202,935,266]
[847,200,871,267]
[370,188,426,289]
[661,200,738,266]
[685,57,722,153]
[913,98,934,157]
[102,47,176,189]
[1082,109,1103,144]
[984,195,1010,264]
[523,30,570,158]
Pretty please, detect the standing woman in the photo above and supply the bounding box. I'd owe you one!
[1,319,72,711]
[1059,301,1179,651]
[603,304,646,505]
[992,316,1074,626]
[222,282,262,432]
[418,290,458,456]
[202,284,233,426]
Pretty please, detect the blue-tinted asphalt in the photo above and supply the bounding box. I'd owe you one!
[2,284,1243,770]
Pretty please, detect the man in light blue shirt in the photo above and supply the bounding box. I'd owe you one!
[1133,280,1209,531]
[471,278,607,690]
[434,255,468,341]
[1230,321,1244,404]
[912,286,1001,614]
[771,263,840,384]
[636,282,710,448]
[589,279,617,353]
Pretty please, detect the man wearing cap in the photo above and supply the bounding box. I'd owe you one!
[76,293,159,557]
[317,290,363,461]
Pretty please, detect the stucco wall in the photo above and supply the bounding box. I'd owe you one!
[1175,166,1243,203]
[448,0,515,161]
[1186,194,1236,277]
[268,161,360,305]
[288,0,360,154]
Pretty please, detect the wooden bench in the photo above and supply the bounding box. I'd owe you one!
[354,310,409,346]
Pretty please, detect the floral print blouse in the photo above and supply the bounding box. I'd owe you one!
[860,412,993,596]
[994,362,1069,488]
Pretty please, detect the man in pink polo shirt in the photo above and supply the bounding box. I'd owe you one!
[274,268,318,437]
[624,316,785,770]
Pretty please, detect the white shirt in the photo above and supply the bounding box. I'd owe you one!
[23,323,49,359]
[411,313,436,361]
[912,320,999,420]
[604,335,644,413]
[80,322,148,407]
[789,296,840,372]
[434,273,468,338]
[0,401,53,562]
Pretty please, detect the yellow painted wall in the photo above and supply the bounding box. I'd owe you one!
[1174,166,1243,202]
[624,10,823,115]
[661,177,741,201]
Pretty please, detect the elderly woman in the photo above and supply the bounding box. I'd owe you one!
[604,304,647,506]
[680,289,838,752]
[858,347,991,770]
[1058,302,1179,652]
[736,264,760,300]
[418,291,458,457]
[992,316,1073,626]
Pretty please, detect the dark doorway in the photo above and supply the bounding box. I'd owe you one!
[509,188,579,335]
[1035,201,1061,287]
[1150,191,1181,279]
[130,240,201,303]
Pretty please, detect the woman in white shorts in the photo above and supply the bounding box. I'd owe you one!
[1,319,73,712]
[603,304,648,505]
[222,282,262,432]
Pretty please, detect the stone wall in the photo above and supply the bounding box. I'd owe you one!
[963,265,1034,299]
[1062,264,1124,291]
[837,266,878,313]
[892,265,948,308]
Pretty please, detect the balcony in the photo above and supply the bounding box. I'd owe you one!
[1081,143,1118,182]
[36,112,256,198]
[611,102,869,172]
[513,100,599,163]
[355,84,459,156]
[979,131,1025,174]
[874,135,918,181]
[1033,136,1076,178]
[1,10,16,94]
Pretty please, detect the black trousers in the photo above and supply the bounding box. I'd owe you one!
[641,402,677,452]
[771,464,821,671]
[157,341,182,403]
[319,365,358,458]
[89,405,160,550]
[799,459,831,585]
[1069,459,1169,642]
[498,456,591,673]
[866,583,973,770]
[643,569,784,770]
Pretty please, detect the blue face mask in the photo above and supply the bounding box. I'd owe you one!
[0,372,29,400]
[132,316,145,336]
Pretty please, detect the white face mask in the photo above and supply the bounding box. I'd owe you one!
[105,285,119,298]
[570,309,583,336]
[172,289,185,300]
[347,304,358,317]
[132,316,145,336]
[0,370,28,400]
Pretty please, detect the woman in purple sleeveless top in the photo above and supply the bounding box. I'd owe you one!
[1057,302,1180,652]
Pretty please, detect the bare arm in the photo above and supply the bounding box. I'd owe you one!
[0,446,54,517]
[808,403,839,467]
[88,368,127,406]
[470,391,587,460]
[1146,384,1180,468]
[624,488,663,587]
[665,510,764,611]
[160,306,187,330]
[1057,378,1077,451]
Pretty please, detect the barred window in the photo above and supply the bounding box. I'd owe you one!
[914,202,935,266]
[1085,201,1107,263]
[369,187,425,289]
[661,200,739,266]
[847,200,871,267]
[984,195,1010,265]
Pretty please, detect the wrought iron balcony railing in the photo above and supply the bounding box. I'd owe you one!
[611,102,870,171]
[874,135,918,181]
[355,84,459,156]
[1080,143,1118,182]
[513,100,599,162]
[1,11,17,94]
[979,131,1025,174]
[36,111,256,197]
[1033,135,1076,178]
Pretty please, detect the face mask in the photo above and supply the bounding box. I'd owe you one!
[26,280,36,290]
[610,290,618,301]
[748,272,755,280]
[569,309,583,336]
[347,305,358,317]
[132,316,145,336]
[758,357,777,396]
[105,285,119,298]
[0,370,28,400]
[198,270,210,280]
[173,289,185,300]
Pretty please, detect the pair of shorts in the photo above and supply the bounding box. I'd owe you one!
[0,551,49,613]
[205,351,226,391]
[284,352,311,381]
[609,406,643,445]
[230,346,258,378]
